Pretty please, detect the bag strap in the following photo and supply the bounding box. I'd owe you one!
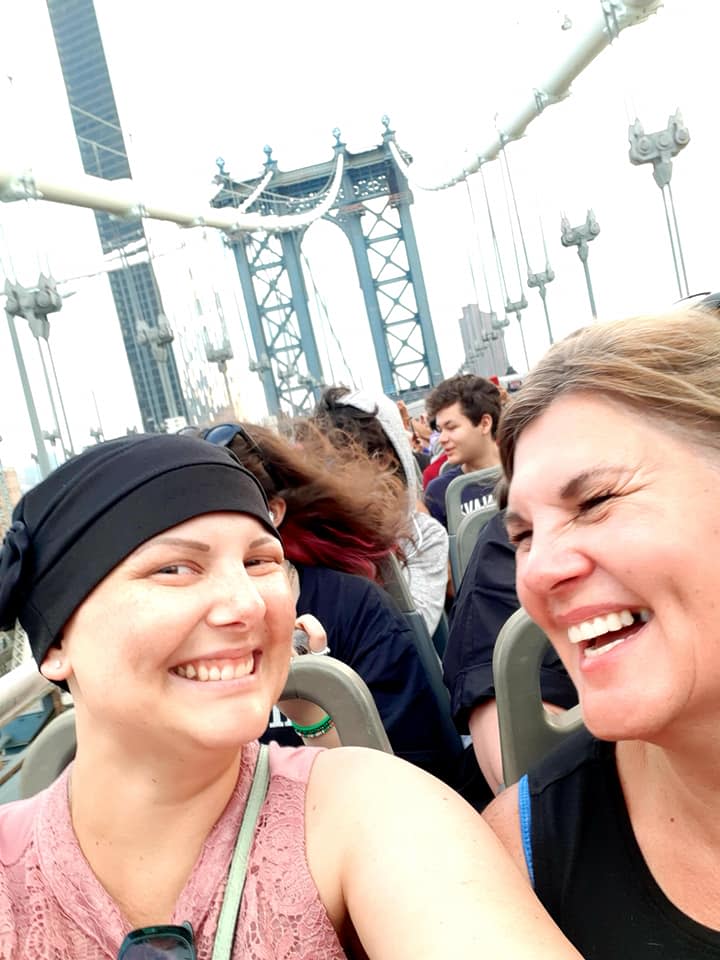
[211,744,271,960]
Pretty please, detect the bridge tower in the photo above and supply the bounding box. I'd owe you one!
[212,122,442,417]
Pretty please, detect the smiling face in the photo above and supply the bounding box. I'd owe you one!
[44,512,295,755]
[436,402,497,472]
[506,393,720,744]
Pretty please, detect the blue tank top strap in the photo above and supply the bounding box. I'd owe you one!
[517,773,535,887]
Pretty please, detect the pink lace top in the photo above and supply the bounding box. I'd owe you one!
[0,741,347,959]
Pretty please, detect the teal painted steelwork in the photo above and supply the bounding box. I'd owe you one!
[212,124,442,415]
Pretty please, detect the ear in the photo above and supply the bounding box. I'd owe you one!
[39,644,73,684]
[479,413,493,435]
[268,496,287,527]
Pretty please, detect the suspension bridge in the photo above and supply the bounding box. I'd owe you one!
[0,0,704,485]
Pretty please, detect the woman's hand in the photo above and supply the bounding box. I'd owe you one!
[277,615,341,747]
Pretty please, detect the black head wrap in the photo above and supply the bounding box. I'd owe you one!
[0,433,281,669]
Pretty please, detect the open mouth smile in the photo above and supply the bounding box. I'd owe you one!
[568,608,650,660]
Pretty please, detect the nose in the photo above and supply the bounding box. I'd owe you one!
[206,566,266,628]
[517,528,594,603]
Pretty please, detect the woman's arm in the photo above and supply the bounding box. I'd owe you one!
[305,748,581,960]
[469,700,567,795]
[276,614,341,748]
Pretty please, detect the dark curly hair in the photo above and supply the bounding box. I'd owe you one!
[425,374,502,436]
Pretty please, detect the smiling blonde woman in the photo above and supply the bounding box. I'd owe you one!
[486,305,720,959]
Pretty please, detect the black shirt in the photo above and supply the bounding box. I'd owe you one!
[525,730,720,958]
[263,564,458,784]
[443,511,577,734]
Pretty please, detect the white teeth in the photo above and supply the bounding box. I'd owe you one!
[567,608,650,644]
[584,636,626,659]
[234,658,253,678]
[173,656,255,682]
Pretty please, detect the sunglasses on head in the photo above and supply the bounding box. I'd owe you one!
[200,423,283,491]
[118,921,195,960]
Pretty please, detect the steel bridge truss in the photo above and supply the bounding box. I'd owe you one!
[213,125,442,416]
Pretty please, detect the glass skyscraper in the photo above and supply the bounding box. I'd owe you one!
[46,0,187,431]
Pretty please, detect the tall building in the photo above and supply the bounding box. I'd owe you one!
[46,0,187,431]
[459,304,509,379]
[0,467,21,536]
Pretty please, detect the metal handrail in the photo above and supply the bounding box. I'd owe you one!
[0,660,52,729]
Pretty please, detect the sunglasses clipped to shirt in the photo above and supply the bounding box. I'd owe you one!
[118,921,195,959]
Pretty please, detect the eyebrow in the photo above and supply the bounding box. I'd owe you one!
[505,465,631,530]
[248,535,279,549]
[558,465,630,500]
[136,536,211,554]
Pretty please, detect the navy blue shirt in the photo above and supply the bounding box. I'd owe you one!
[263,564,458,783]
[443,511,578,734]
[425,465,495,529]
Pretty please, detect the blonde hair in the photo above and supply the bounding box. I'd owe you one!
[498,306,720,479]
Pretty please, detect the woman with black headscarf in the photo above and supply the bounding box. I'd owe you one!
[0,433,581,960]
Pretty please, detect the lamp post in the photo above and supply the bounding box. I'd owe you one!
[205,339,235,414]
[561,211,600,319]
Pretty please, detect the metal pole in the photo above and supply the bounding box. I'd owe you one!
[537,282,554,345]
[36,340,64,457]
[579,243,598,320]
[4,304,51,477]
[46,343,75,455]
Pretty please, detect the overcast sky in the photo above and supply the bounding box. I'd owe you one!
[0,0,717,477]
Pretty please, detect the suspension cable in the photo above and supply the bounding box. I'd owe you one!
[464,179,494,314]
[660,186,683,298]
[500,142,532,274]
[301,252,357,388]
[479,165,510,307]
[499,146,525,296]
[666,181,689,297]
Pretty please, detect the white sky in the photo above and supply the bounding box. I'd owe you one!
[0,0,718,479]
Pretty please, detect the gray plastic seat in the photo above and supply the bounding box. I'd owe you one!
[493,608,584,787]
[19,707,77,799]
[377,554,463,763]
[19,657,393,799]
[378,553,447,658]
[445,466,501,588]
[455,501,499,586]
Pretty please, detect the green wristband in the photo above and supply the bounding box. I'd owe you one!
[291,713,334,738]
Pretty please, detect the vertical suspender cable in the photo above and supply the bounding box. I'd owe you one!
[464,179,494,315]
[479,166,510,307]
[666,182,689,297]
